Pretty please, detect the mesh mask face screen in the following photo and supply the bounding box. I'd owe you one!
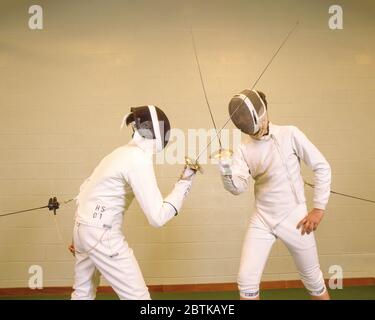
[229,97,254,134]
[127,105,171,150]
[228,90,267,136]
[137,120,154,139]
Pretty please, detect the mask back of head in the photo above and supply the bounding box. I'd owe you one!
[123,105,171,152]
[228,90,268,138]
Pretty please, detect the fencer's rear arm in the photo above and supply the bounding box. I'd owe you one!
[291,127,332,210]
[127,160,192,228]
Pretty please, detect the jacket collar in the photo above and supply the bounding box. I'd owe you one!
[252,122,275,141]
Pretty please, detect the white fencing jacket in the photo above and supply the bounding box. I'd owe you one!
[222,123,331,227]
[75,132,192,229]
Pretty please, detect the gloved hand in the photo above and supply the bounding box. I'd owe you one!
[180,165,198,181]
[211,149,233,176]
[218,157,233,176]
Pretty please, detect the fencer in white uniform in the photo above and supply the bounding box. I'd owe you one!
[219,90,331,300]
[71,105,197,300]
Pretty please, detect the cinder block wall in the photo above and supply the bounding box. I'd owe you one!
[0,0,374,288]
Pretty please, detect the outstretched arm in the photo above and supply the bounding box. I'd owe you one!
[128,160,194,228]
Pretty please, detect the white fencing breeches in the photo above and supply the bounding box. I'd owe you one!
[237,204,326,298]
[71,222,150,300]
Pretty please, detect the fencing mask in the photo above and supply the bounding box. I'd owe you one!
[122,105,171,152]
[228,90,269,139]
